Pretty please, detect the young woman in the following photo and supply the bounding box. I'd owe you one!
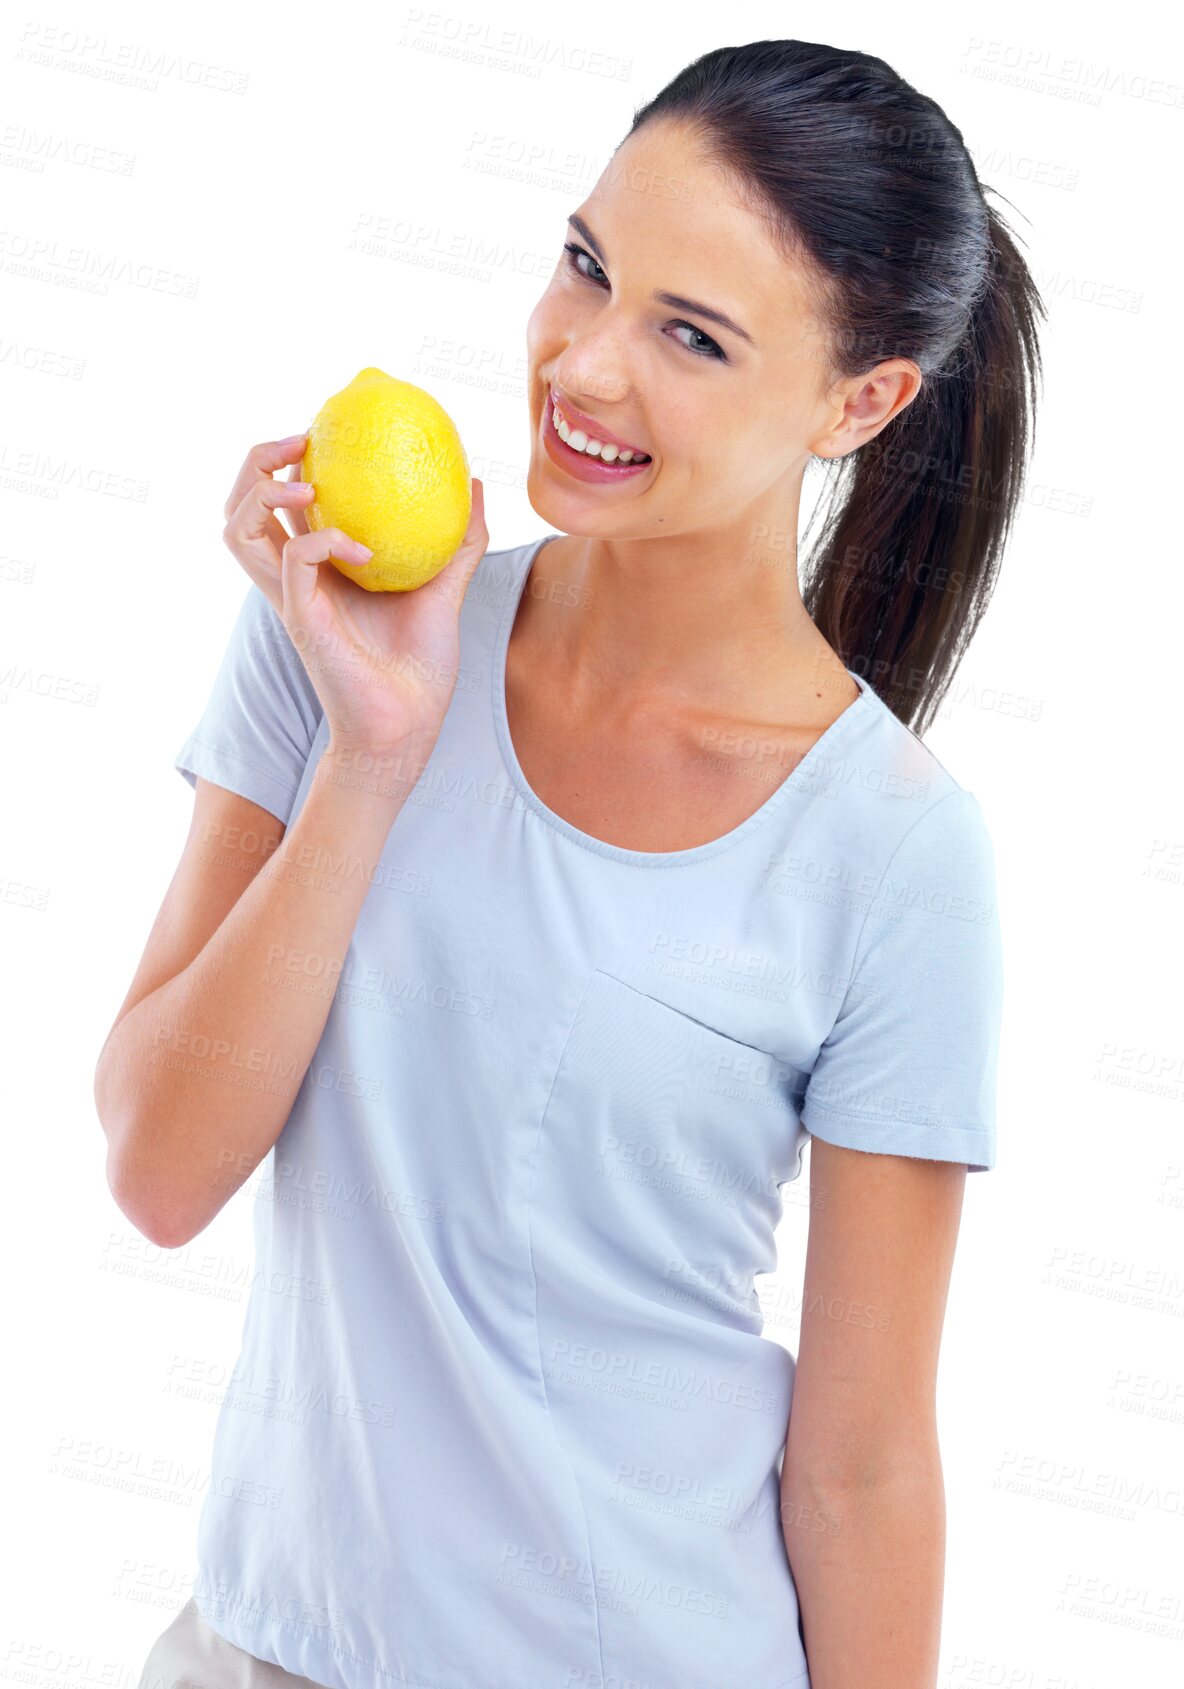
[103,39,1043,1689]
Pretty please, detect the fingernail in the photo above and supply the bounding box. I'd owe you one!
[279,433,307,447]
[356,545,374,558]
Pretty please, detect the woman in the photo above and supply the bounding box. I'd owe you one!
[102,39,1043,1689]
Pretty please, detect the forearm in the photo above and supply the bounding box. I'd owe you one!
[101,735,431,1245]
[781,1457,946,1689]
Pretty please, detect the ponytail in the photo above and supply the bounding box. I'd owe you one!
[801,200,1045,732]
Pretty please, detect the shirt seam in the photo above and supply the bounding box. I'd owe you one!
[192,1594,458,1689]
[841,786,970,990]
[521,970,608,1686]
[802,1096,993,1139]
[193,1590,811,1689]
[178,734,302,799]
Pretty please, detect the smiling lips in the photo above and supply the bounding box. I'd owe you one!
[549,388,652,464]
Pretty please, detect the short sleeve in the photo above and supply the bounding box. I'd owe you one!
[173,584,324,826]
[801,788,1004,1172]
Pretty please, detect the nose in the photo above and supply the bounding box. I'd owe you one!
[549,357,637,447]
[553,369,632,412]
[550,314,636,415]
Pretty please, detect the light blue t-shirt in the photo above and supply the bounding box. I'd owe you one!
[171,532,1003,1689]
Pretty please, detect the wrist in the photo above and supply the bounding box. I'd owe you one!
[320,732,439,802]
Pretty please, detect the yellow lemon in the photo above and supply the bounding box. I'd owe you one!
[300,368,471,592]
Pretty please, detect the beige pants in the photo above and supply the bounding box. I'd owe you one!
[137,1598,330,1689]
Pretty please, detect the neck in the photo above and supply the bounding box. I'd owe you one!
[523,522,844,722]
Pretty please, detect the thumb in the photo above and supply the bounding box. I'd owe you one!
[431,478,490,610]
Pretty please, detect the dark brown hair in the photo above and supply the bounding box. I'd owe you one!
[624,40,1046,734]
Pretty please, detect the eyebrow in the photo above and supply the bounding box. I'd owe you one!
[567,214,756,348]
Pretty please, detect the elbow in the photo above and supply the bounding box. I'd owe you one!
[96,1055,202,1249]
[782,1437,943,1500]
[104,1138,200,1251]
[93,1042,188,1248]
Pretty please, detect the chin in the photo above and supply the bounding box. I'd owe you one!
[524,468,583,535]
[523,463,602,529]
[523,481,555,528]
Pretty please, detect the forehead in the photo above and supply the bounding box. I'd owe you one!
[580,120,824,355]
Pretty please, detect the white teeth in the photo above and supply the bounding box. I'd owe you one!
[552,403,650,465]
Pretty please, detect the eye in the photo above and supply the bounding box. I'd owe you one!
[669,323,726,360]
[563,240,608,287]
[561,241,728,363]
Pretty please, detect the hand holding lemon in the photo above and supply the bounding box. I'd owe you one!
[220,368,488,759]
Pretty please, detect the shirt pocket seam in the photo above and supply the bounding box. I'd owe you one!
[588,966,779,1061]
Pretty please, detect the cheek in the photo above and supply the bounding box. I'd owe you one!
[674,402,766,472]
[673,410,783,502]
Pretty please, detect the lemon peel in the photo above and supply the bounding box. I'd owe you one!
[301,367,471,592]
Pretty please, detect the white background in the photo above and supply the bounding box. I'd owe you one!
[2,1,1181,1685]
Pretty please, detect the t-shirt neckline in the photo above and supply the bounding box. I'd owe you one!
[490,533,874,868]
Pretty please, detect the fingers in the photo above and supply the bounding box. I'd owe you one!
[428,478,490,612]
[223,433,309,524]
[257,476,316,527]
[224,476,315,587]
[280,527,374,626]
[279,457,313,542]
[222,445,318,614]
[225,477,316,560]
[222,433,313,586]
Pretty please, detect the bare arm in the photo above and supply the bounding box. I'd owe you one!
[95,428,489,1250]
[780,1137,968,1689]
[95,744,427,1248]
